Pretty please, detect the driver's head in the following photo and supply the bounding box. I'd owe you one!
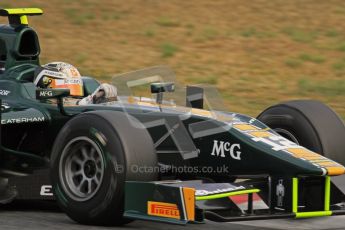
[34,62,84,97]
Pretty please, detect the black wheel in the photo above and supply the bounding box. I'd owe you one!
[257,100,345,164]
[50,111,157,226]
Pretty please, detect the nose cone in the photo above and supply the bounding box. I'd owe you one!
[231,123,345,177]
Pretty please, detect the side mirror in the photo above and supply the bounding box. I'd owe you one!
[151,82,175,104]
[36,88,71,116]
[36,88,70,100]
[150,82,175,94]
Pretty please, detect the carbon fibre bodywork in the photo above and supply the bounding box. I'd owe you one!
[1,73,343,178]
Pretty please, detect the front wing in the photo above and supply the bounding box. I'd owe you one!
[124,176,345,224]
[5,170,345,224]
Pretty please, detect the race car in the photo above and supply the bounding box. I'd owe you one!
[0,8,345,226]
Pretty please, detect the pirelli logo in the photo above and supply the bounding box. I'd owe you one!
[147,201,180,219]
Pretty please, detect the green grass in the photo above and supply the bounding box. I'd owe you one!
[102,13,122,21]
[298,53,326,63]
[75,53,87,65]
[281,27,318,43]
[160,43,179,58]
[1,3,14,8]
[156,17,180,27]
[144,29,155,37]
[237,28,276,38]
[185,23,195,29]
[332,61,345,71]
[240,27,257,37]
[336,42,345,52]
[334,6,345,14]
[111,13,122,20]
[285,53,326,67]
[298,78,345,96]
[187,75,218,85]
[325,29,340,37]
[202,28,219,40]
[64,9,94,25]
[285,58,303,68]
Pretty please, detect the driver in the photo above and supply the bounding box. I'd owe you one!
[34,62,117,105]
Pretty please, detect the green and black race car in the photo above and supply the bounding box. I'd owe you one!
[0,8,345,226]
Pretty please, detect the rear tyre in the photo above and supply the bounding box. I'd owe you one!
[257,100,345,164]
[50,111,157,226]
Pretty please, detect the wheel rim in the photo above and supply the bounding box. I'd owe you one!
[274,128,300,144]
[59,136,105,201]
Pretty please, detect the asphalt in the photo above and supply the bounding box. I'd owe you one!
[0,202,344,230]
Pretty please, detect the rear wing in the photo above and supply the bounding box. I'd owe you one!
[0,8,43,26]
[0,8,43,70]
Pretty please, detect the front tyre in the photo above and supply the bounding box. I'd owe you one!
[257,100,345,164]
[50,111,157,226]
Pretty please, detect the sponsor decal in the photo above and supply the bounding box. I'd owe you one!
[39,90,53,97]
[65,78,82,84]
[0,89,10,96]
[40,185,53,196]
[1,116,45,125]
[211,140,241,160]
[44,70,65,78]
[276,179,285,207]
[196,185,246,196]
[147,201,180,219]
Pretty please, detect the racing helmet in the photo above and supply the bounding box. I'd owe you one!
[34,62,84,97]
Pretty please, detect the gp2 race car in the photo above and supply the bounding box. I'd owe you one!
[0,8,345,226]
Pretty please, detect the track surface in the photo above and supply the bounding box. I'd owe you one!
[0,202,345,230]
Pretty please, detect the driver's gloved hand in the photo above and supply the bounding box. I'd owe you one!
[78,83,117,105]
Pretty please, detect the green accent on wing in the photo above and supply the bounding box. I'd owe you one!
[195,189,260,201]
[292,177,298,213]
[293,176,332,218]
[324,176,331,211]
[295,211,332,218]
